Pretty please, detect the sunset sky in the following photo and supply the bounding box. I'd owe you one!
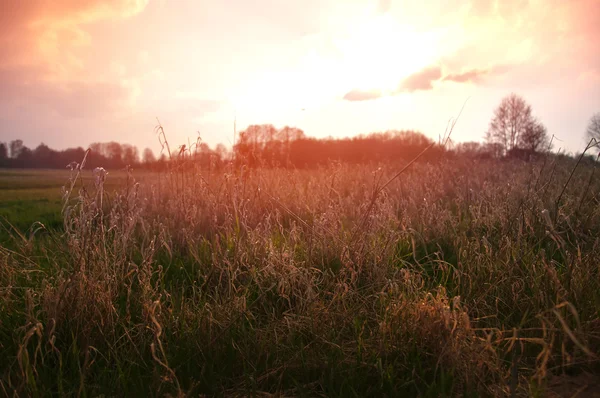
[1,0,599,155]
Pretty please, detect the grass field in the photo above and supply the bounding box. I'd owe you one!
[1,154,599,396]
[0,169,152,244]
[0,170,67,242]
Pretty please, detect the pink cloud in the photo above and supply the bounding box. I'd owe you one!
[443,69,488,83]
[0,0,149,70]
[0,66,130,119]
[343,89,382,102]
[396,66,442,92]
[0,1,151,118]
[342,64,493,101]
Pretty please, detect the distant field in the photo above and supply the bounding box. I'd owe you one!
[0,168,152,242]
[0,169,67,241]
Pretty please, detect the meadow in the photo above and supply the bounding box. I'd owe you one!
[0,151,599,396]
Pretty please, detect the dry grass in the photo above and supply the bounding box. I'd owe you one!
[1,146,599,396]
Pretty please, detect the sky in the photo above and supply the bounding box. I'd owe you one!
[0,0,599,156]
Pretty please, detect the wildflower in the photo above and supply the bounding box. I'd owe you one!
[93,167,108,186]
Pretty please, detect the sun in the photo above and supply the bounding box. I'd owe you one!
[228,12,442,116]
[336,14,439,95]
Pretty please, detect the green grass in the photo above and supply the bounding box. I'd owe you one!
[0,170,67,243]
[0,169,153,244]
[0,156,599,397]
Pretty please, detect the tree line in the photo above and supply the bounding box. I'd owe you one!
[0,130,445,170]
[1,93,597,170]
[0,140,160,170]
[232,125,446,167]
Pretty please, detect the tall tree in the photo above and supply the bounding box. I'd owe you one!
[122,144,139,165]
[89,142,105,157]
[33,143,53,167]
[586,112,600,148]
[519,119,550,153]
[142,148,156,164]
[485,93,534,154]
[0,143,7,159]
[9,139,24,159]
[106,142,124,166]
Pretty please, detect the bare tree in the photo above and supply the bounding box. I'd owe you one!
[519,119,550,153]
[485,93,534,154]
[586,112,600,148]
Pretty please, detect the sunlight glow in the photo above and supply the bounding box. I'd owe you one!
[336,14,439,94]
[229,12,442,117]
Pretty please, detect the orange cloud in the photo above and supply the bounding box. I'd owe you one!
[0,66,130,119]
[443,68,489,83]
[342,64,477,101]
[0,0,149,133]
[397,66,442,92]
[442,65,512,84]
[342,62,513,101]
[0,0,148,72]
[447,0,599,73]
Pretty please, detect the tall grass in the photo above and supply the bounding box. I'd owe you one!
[1,142,599,396]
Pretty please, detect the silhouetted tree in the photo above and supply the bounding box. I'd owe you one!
[586,112,600,149]
[235,124,305,167]
[11,144,33,167]
[142,148,156,164]
[89,142,104,157]
[455,141,484,158]
[62,147,86,167]
[484,143,504,159]
[486,94,535,155]
[519,119,550,153]
[122,144,139,166]
[284,130,439,168]
[0,143,7,160]
[33,143,53,168]
[106,142,124,166]
[9,139,24,159]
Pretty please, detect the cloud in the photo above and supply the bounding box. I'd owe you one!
[341,62,515,101]
[343,89,382,102]
[396,66,442,92]
[342,63,493,101]
[0,0,148,32]
[448,0,598,73]
[0,0,151,145]
[443,68,489,83]
[0,0,149,71]
[0,66,130,119]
